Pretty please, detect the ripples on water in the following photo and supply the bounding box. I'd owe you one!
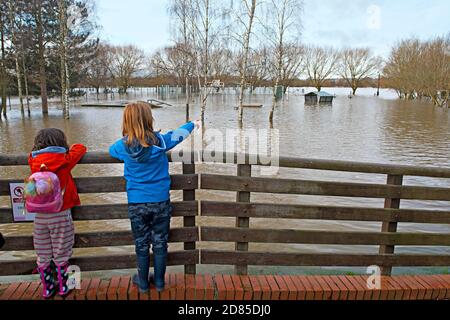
[0,87,449,276]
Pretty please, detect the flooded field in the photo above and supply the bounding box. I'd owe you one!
[1,87,449,278]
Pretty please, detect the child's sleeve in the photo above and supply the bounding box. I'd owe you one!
[66,144,88,170]
[161,122,195,151]
[109,141,123,161]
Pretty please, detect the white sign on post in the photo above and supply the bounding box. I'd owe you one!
[9,183,36,222]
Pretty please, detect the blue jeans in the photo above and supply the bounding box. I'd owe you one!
[128,200,172,288]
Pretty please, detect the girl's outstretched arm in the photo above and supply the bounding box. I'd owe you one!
[66,144,88,170]
[109,141,123,161]
[162,121,198,151]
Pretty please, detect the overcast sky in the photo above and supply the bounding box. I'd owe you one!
[96,0,450,58]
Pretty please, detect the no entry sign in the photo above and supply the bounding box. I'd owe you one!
[9,183,35,222]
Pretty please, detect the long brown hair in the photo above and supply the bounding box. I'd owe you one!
[122,102,158,147]
[32,128,70,152]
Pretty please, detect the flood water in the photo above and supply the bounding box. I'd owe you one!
[1,87,449,278]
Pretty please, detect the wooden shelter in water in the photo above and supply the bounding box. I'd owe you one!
[305,91,335,105]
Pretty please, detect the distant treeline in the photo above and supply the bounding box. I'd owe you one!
[128,76,382,91]
[1,0,448,121]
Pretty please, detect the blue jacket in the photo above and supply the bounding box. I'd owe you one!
[109,122,195,204]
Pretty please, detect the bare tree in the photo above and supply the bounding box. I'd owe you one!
[304,46,339,92]
[168,0,195,94]
[209,46,233,79]
[187,0,227,125]
[21,41,31,116]
[108,45,144,93]
[190,0,211,125]
[151,43,194,87]
[383,39,423,99]
[169,0,199,121]
[384,35,450,107]
[339,48,381,95]
[245,47,270,89]
[234,0,257,123]
[261,0,304,125]
[279,43,304,93]
[85,43,111,95]
[420,35,450,107]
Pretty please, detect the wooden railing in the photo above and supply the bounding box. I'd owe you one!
[1,151,449,277]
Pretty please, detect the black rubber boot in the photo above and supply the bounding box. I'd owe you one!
[132,256,150,293]
[153,254,166,292]
[38,264,57,299]
[56,263,73,297]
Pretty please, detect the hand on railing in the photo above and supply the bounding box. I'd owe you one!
[193,120,202,131]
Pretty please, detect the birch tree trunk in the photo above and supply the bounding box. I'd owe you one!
[35,1,49,115]
[200,0,210,126]
[8,1,24,115]
[58,0,70,119]
[22,53,30,116]
[238,0,257,124]
[269,16,285,126]
[264,0,304,126]
[269,76,280,127]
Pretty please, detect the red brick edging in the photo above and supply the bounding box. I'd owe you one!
[1,274,449,301]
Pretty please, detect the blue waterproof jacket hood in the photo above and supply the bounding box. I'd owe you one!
[123,134,167,163]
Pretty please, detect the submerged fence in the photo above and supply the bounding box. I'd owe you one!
[0,152,449,277]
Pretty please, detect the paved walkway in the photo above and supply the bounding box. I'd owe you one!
[1,274,449,300]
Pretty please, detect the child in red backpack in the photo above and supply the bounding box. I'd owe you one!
[28,128,87,299]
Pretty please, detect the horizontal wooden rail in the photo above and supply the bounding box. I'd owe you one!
[216,152,450,178]
[71,201,198,220]
[201,201,450,224]
[2,151,450,178]
[201,174,450,201]
[201,250,450,267]
[1,227,199,251]
[0,175,198,196]
[0,201,198,224]
[201,227,450,246]
[0,151,199,166]
[0,250,199,276]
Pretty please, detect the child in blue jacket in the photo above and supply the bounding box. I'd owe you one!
[109,102,199,292]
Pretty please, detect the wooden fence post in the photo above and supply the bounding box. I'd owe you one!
[379,174,403,275]
[183,159,197,275]
[235,164,252,275]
